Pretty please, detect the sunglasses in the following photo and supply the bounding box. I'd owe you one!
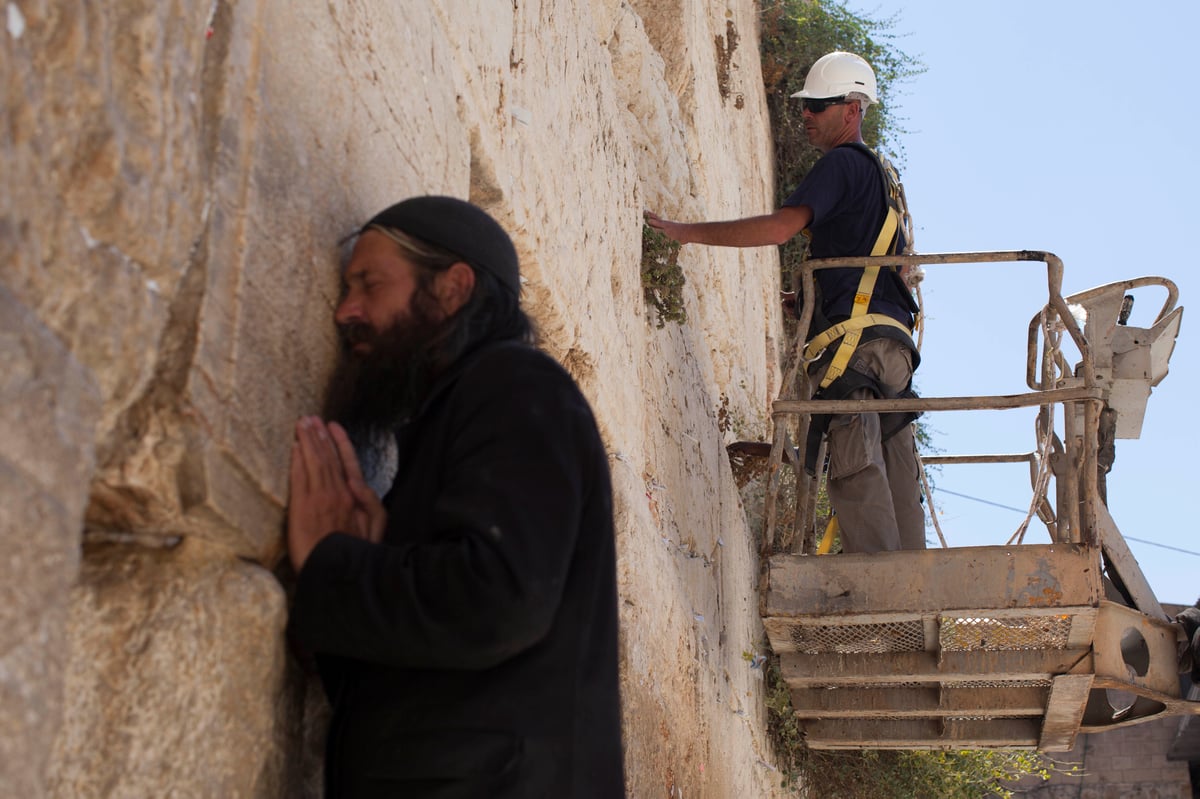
[800,96,849,114]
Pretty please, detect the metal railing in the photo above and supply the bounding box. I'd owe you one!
[759,258,1193,742]
[763,250,1105,555]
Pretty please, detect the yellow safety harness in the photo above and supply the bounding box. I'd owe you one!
[805,146,921,555]
[802,148,916,390]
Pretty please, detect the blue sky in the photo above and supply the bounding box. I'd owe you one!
[842,0,1199,604]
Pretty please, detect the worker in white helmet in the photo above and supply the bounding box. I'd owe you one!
[646,51,924,554]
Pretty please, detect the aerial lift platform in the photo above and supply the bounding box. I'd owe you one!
[755,250,1193,751]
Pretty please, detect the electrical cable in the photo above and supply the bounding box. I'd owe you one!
[935,486,1200,558]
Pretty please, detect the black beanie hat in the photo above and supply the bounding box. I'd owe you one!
[361,196,520,296]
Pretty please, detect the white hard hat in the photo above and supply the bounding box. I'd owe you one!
[790,51,878,104]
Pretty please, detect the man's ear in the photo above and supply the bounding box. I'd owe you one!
[434,261,476,316]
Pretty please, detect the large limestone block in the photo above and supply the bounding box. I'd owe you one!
[606,4,692,208]
[68,0,287,560]
[47,538,291,798]
[0,288,100,798]
[625,0,781,435]
[179,0,473,560]
[85,0,488,562]
[411,0,653,456]
[1,0,216,444]
[0,0,285,558]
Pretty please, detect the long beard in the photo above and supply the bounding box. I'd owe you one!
[322,307,449,463]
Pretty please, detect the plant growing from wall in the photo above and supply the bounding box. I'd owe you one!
[641,223,687,328]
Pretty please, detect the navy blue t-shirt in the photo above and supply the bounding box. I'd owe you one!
[783,145,914,325]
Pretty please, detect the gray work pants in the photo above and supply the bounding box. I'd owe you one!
[810,337,926,553]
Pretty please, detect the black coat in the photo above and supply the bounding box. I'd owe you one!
[288,341,624,798]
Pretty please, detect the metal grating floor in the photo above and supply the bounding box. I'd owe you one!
[941,615,1072,652]
[764,545,1108,750]
[788,619,926,654]
[777,614,1082,744]
[781,614,1074,656]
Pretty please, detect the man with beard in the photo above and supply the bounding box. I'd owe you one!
[645,51,923,554]
[286,196,624,798]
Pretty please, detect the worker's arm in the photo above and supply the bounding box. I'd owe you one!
[644,205,812,247]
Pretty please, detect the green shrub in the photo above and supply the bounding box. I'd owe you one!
[641,224,687,328]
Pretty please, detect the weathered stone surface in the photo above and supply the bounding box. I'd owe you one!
[5,0,789,795]
[0,288,100,798]
[46,538,290,798]
[9,0,775,546]
[2,1,213,445]
[633,0,780,433]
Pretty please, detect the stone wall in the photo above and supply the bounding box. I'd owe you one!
[2,0,785,796]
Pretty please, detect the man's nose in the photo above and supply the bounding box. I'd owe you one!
[334,294,361,326]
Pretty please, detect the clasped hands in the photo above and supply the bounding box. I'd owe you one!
[287,417,386,572]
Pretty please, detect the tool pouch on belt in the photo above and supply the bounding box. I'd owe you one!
[798,143,921,475]
[803,348,921,475]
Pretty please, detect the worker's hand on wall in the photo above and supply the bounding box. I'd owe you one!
[644,210,690,245]
[286,417,386,572]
